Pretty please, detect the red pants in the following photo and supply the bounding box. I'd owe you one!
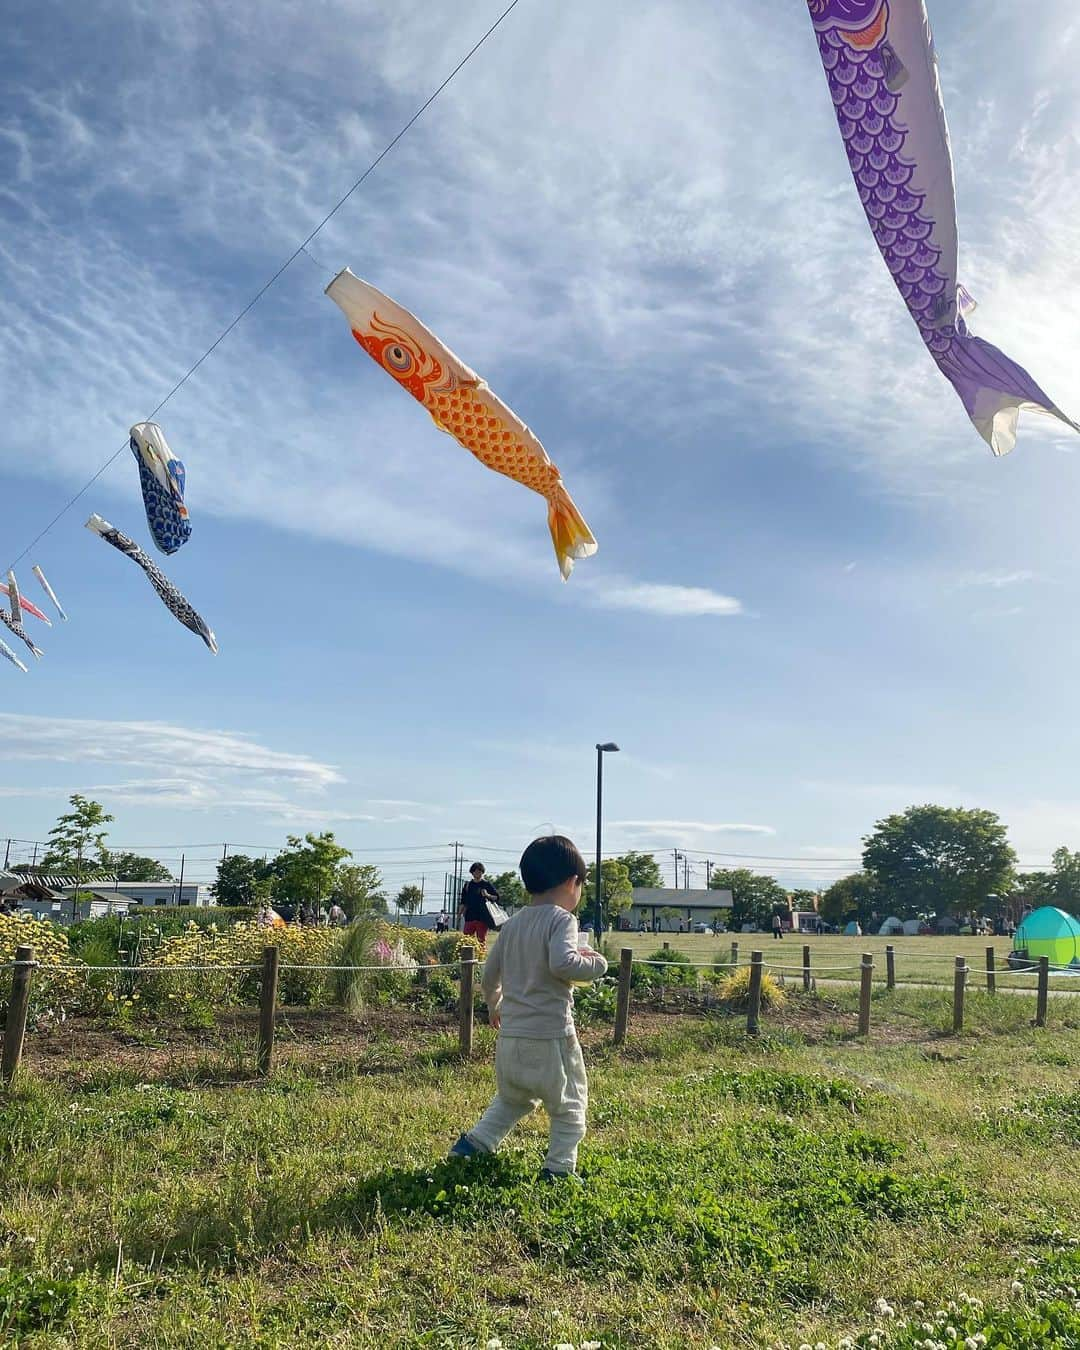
[463,920,490,944]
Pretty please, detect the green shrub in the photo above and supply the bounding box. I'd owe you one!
[573,977,617,1025]
[632,947,697,990]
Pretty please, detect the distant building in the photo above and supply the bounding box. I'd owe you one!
[55,881,213,909]
[621,888,735,932]
[0,871,131,924]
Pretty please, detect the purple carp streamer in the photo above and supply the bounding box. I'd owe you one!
[85,514,217,654]
[0,637,28,674]
[806,0,1079,454]
[0,606,43,660]
[32,565,67,622]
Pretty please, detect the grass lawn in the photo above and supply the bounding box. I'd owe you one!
[3,990,1080,1347]
[607,932,1080,993]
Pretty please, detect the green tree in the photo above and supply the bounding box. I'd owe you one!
[820,873,883,930]
[212,854,274,907]
[332,863,386,919]
[1013,870,1055,911]
[584,858,634,929]
[658,905,683,930]
[862,804,1016,919]
[101,851,173,882]
[491,870,528,911]
[1051,847,1080,912]
[40,795,114,885]
[708,867,787,930]
[788,888,818,912]
[275,832,352,908]
[395,884,424,915]
[616,851,664,889]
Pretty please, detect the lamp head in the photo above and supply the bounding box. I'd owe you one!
[597,742,620,752]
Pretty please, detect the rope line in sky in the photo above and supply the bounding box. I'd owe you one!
[3,0,525,575]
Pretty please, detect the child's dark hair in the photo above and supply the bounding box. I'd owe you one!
[519,835,588,895]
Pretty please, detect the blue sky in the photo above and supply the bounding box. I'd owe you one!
[2,0,1080,898]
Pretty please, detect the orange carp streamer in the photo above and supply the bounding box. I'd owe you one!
[326,269,597,580]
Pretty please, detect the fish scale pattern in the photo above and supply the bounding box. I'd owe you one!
[818,26,955,358]
[89,517,216,654]
[131,439,192,555]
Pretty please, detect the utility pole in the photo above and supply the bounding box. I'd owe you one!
[3,839,9,870]
[705,859,713,889]
[222,844,228,862]
[683,855,690,889]
[177,853,186,906]
[673,849,681,889]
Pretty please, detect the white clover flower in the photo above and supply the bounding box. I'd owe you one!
[798,1343,812,1350]
[914,1301,925,1312]
[815,1343,827,1350]
[945,1328,958,1340]
[838,1339,854,1349]
[1010,1281,1023,1295]
[582,1342,602,1350]
[554,1343,575,1350]
[486,1340,503,1349]
[965,1339,979,1350]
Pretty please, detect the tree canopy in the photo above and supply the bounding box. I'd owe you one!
[491,870,528,911]
[584,858,634,928]
[275,832,352,907]
[862,804,1015,918]
[212,854,275,907]
[615,851,664,889]
[708,867,787,930]
[820,872,883,930]
[395,884,424,915]
[101,851,173,883]
[331,863,386,918]
[40,795,114,879]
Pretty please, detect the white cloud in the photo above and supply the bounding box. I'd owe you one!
[957,570,1037,589]
[0,714,341,787]
[581,579,742,618]
[613,820,776,837]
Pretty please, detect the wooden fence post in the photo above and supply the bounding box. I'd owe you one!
[886,944,896,991]
[1035,955,1049,1028]
[730,940,739,970]
[985,946,996,995]
[459,950,476,1056]
[952,955,966,1034]
[746,951,763,1036]
[2,946,35,1087]
[613,948,633,1046]
[256,945,279,1076]
[802,944,811,993]
[858,952,873,1036]
[662,940,670,952]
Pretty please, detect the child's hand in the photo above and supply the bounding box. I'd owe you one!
[490,1011,501,1029]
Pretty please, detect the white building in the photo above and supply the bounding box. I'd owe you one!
[56,881,213,909]
[621,888,735,932]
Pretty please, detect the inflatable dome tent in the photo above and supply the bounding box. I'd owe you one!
[1013,906,1080,969]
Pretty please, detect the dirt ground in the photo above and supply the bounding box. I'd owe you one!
[17,987,936,1085]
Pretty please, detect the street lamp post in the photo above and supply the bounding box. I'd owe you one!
[594,742,620,941]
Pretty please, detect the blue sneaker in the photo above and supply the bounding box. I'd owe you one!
[449,1133,482,1159]
[539,1167,582,1183]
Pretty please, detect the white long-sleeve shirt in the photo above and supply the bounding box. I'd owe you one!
[481,903,608,1039]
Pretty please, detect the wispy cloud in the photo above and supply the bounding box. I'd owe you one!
[613,819,776,837]
[957,570,1037,589]
[581,579,742,618]
[0,714,342,787]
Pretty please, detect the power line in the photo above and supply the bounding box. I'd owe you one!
[3,0,526,574]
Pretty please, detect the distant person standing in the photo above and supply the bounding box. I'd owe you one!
[328,901,346,927]
[461,863,499,945]
[771,912,784,941]
[435,909,449,934]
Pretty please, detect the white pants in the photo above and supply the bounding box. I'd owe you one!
[468,1034,588,1174]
